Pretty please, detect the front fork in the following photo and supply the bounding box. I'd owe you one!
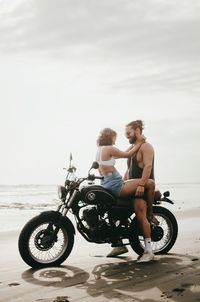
[49,189,79,241]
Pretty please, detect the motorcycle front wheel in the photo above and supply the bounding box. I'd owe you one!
[18,213,74,268]
[129,206,178,256]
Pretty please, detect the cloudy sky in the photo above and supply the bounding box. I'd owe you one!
[0,0,200,185]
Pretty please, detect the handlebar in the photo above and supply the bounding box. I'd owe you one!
[95,176,104,180]
[87,174,104,181]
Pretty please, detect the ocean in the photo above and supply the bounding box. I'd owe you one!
[0,183,200,232]
[0,185,58,232]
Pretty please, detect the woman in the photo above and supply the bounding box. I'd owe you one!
[96,128,155,204]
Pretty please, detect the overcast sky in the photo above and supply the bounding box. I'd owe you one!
[0,0,200,185]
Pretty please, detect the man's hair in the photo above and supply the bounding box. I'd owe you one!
[97,128,117,146]
[126,120,144,132]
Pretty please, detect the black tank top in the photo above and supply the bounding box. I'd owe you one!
[128,147,155,180]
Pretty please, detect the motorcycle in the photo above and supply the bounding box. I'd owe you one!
[18,154,178,268]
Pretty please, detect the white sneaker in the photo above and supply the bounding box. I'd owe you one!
[137,250,154,263]
[106,246,128,257]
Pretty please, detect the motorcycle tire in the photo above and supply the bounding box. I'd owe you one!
[129,206,178,256]
[18,213,74,268]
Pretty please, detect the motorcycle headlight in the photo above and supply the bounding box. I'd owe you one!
[57,186,67,199]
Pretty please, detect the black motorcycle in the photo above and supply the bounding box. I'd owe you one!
[18,154,178,268]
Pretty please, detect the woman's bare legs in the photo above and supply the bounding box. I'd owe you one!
[120,179,141,196]
[107,179,155,258]
[120,179,151,238]
[120,179,158,225]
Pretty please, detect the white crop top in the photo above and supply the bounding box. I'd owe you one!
[96,146,116,166]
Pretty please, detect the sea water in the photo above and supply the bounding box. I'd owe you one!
[0,183,200,232]
[0,185,58,232]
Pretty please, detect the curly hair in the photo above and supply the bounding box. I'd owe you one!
[97,128,117,146]
[126,119,144,133]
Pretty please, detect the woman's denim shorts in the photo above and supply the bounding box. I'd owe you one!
[101,171,124,197]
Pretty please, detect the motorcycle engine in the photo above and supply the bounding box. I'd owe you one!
[81,205,114,242]
[82,206,99,228]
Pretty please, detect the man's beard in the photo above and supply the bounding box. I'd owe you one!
[129,135,137,144]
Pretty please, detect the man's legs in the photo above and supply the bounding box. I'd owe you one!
[134,198,154,262]
[145,180,159,225]
[134,198,151,238]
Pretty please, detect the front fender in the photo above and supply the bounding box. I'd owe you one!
[39,210,75,234]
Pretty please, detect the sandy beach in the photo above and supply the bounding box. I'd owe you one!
[0,207,200,302]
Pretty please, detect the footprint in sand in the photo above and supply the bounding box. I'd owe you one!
[160,292,173,299]
[36,297,69,302]
[8,282,20,287]
[172,287,185,296]
[53,297,69,302]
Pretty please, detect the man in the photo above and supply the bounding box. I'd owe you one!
[107,120,156,263]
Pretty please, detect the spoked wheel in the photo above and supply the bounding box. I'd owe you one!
[129,206,178,256]
[18,213,74,268]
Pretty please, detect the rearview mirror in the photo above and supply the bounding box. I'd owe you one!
[91,161,99,169]
[163,191,170,198]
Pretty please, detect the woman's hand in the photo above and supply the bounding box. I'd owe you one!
[139,135,146,143]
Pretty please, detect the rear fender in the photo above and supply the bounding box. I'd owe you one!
[39,210,75,234]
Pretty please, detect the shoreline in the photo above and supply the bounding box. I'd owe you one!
[0,205,200,234]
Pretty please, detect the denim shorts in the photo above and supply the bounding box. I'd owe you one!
[101,171,124,197]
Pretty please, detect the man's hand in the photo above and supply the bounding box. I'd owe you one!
[135,185,145,197]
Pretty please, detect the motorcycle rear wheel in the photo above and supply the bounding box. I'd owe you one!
[18,213,74,268]
[129,206,178,256]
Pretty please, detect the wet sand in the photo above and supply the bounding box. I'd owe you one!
[0,208,200,302]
